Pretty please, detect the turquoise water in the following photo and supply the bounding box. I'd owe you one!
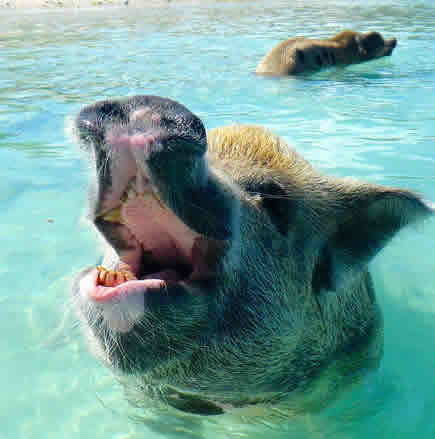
[1,1,435,437]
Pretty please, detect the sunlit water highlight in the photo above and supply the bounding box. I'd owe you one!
[1,1,435,437]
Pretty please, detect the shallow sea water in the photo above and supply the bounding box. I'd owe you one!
[1,0,435,437]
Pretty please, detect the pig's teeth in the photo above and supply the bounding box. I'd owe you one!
[124,271,137,280]
[96,266,137,286]
[118,261,133,272]
[97,266,108,284]
[98,189,163,223]
[101,206,123,223]
[106,270,116,286]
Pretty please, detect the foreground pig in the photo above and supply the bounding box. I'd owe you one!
[72,95,432,418]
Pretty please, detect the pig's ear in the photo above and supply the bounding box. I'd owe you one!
[312,186,434,293]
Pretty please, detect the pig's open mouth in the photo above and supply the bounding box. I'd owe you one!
[86,176,223,305]
[74,97,224,326]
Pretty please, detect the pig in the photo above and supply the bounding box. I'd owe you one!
[71,95,432,419]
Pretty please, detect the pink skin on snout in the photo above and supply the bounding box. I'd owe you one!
[96,128,166,217]
[105,132,163,160]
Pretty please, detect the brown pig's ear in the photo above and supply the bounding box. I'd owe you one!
[312,185,434,293]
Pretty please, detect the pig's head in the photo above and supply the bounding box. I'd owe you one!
[72,95,432,413]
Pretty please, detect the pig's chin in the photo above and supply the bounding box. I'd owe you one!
[82,181,223,333]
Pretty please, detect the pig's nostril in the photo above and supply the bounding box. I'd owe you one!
[77,101,126,138]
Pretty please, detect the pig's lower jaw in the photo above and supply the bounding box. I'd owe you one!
[78,268,149,333]
[79,267,196,334]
